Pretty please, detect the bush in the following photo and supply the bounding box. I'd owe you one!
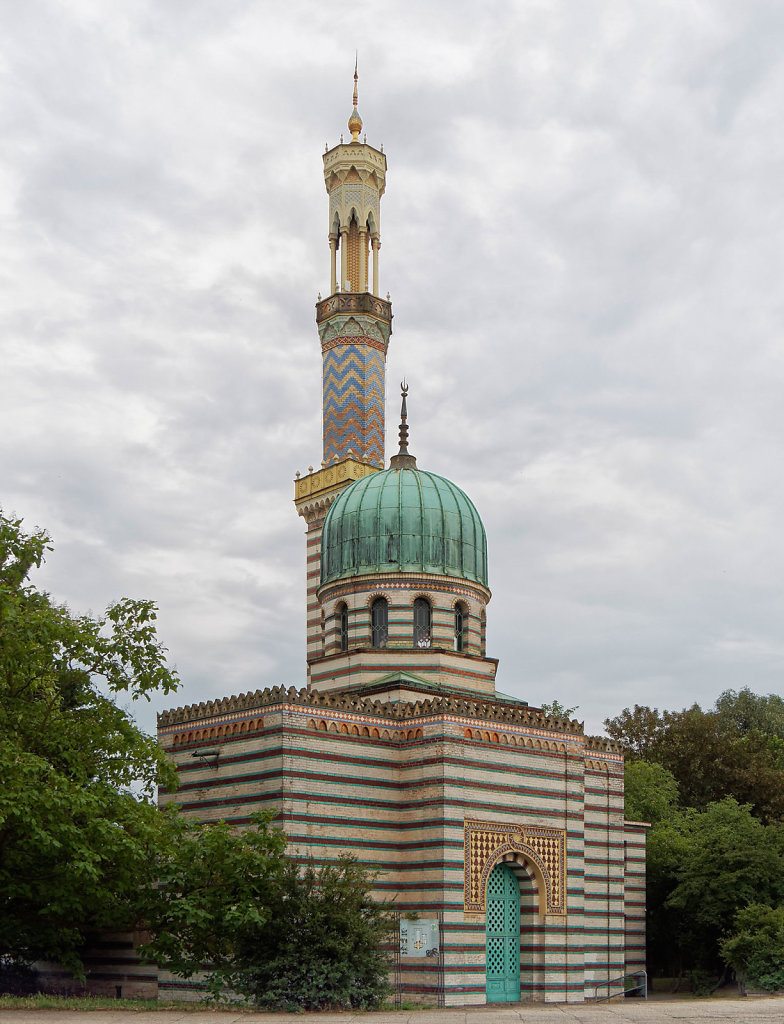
[235,857,392,1010]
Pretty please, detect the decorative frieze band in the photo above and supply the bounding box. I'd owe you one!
[317,572,491,605]
[321,334,388,355]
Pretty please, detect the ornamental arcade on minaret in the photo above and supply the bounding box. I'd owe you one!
[157,72,647,1006]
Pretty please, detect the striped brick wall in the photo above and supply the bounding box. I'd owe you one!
[623,821,648,977]
[158,698,634,1006]
[35,931,157,1000]
[581,759,627,1000]
[308,649,498,694]
[305,517,325,661]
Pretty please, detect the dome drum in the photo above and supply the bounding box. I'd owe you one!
[316,576,489,660]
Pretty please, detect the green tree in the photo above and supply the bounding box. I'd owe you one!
[655,708,784,821]
[721,904,784,992]
[603,704,667,760]
[234,856,393,1010]
[1,511,394,1008]
[613,696,784,981]
[139,813,286,996]
[539,700,580,720]
[624,761,679,824]
[0,511,179,973]
[714,688,784,740]
[607,700,784,821]
[141,834,393,1008]
[662,800,784,974]
[644,807,695,977]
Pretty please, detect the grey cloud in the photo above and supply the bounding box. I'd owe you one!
[2,1,783,741]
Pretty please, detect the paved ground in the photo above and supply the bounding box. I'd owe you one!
[1,996,783,1024]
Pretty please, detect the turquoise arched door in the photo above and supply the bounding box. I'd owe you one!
[485,862,521,1003]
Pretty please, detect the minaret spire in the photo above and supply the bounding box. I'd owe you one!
[353,52,358,103]
[348,57,363,143]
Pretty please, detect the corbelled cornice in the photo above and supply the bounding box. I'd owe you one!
[157,682,602,741]
[316,292,391,326]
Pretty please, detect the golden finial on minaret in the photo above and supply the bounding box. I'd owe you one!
[348,55,363,143]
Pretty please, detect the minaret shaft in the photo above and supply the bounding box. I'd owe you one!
[317,292,391,468]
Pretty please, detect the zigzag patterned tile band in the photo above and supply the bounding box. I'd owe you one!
[322,344,386,466]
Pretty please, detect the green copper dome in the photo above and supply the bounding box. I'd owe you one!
[320,465,488,587]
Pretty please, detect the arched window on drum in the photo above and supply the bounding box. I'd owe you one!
[454,602,468,652]
[337,602,349,652]
[371,597,388,649]
[413,597,431,648]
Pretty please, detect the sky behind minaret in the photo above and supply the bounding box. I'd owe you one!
[2,1,783,737]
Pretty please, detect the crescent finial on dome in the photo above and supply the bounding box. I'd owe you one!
[390,379,417,469]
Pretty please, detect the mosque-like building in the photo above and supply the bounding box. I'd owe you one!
[157,74,647,1006]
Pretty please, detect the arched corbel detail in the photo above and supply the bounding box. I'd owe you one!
[483,848,550,917]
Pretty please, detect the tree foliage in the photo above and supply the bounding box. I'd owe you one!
[607,692,784,821]
[141,836,391,1009]
[721,904,784,992]
[139,813,286,995]
[0,511,180,973]
[0,512,393,1009]
[662,800,784,972]
[604,704,667,760]
[613,689,784,983]
[714,690,784,740]
[624,761,679,825]
[539,700,580,720]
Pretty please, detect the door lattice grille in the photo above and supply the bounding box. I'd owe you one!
[485,863,521,1004]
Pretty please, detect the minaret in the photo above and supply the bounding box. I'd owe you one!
[294,67,392,674]
[318,63,392,468]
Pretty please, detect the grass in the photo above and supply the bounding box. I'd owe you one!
[0,993,233,1012]
[0,993,425,1013]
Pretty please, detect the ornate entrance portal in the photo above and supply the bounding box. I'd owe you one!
[485,862,520,1003]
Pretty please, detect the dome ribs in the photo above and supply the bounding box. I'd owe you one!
[320,465,488,587]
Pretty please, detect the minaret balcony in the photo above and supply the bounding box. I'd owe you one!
[323,142,386,177]
[316,291,392,325]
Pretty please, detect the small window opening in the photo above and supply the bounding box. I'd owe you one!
[414,597,431,648]
[455,603,466,652]
[338,603,349,652]
[371,597,388,648]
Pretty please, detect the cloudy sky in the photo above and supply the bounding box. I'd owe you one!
[2,0,783,738]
